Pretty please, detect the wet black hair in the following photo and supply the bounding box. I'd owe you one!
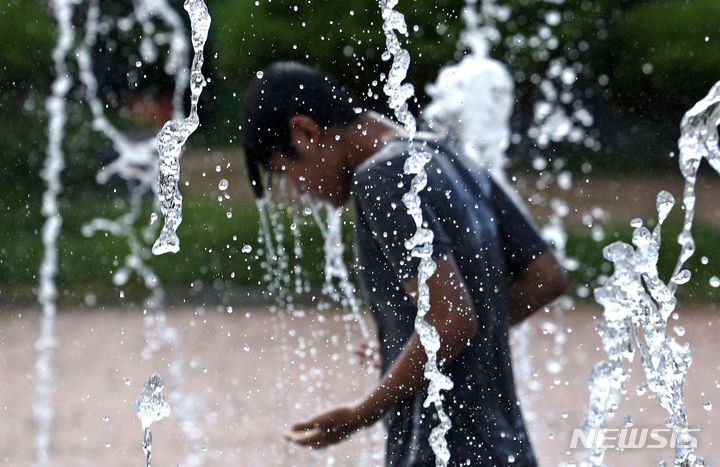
[242,61,361,198]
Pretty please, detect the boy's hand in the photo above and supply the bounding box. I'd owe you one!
[352,340,381,368]
[284,406,364,448]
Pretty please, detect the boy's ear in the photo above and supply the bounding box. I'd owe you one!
[288,115,321,153]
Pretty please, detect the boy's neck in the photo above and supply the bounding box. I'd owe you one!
[345,111,407,173]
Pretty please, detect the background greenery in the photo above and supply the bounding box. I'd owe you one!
[1,0,720,306]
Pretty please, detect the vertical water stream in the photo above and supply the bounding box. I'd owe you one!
[34,1,75,465]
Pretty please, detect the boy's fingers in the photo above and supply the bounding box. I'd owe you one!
[285,428,325,447]
[291,420,316,431]
[291,415,326,431]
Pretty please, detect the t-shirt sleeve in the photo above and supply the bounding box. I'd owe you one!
[488,176,549,278]
[353,161,452,284]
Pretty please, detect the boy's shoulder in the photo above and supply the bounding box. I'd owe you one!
[354,132,450,181]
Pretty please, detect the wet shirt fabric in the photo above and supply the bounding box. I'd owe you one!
[352,135,548,466]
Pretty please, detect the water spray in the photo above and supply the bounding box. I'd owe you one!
[135,373,172,467]
[379,0,453,464]
[582,81,720,467]
[153,0,211,255]
[34,1,76,465]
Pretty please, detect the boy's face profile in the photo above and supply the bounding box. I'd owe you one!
[266,116,353,207]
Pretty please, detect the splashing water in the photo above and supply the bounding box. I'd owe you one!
[136,373,172,467]
[254,184,383,464]
[424,0,513,183]
[77,0,189,311]
[306,197,372,341]
[34,1,75,465]
[379,0,453,464]
[582,81,720,467]
[39,1,210,464]
[153,0,211,255]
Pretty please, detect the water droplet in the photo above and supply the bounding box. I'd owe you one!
[557,171,572,190]
[545,359,562,374]
[701,256,709,265]
[303,207,312,215]
[532,157,547,171]
[105,441,111,448]
[150,212,158,224]
[242,245,252,254]
[545,10,561,26]
[671,269,691,285]
[710,276,720,288]
[218,179,229,191]
[226,306,233,314]
[702,400,712,411]
[243,344,250,352]
[561,410,568,419]
[256,70,264,79]
[630,218,643,228]
[290,223,297,231]
[656,190,675,224]
[102,416,110,422]
[226,211,233,219]
[673,326,685,337]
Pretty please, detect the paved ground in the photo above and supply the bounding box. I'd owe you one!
[0,303,717,466]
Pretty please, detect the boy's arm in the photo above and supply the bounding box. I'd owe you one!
[508,249,568,326]
[285,253,478,448]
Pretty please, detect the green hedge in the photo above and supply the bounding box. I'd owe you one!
[608,0,720,115]
[3,190,720,307]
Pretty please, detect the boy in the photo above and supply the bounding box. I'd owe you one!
[242,61,567,466]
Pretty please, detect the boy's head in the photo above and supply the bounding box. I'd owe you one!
[242,61,360,199]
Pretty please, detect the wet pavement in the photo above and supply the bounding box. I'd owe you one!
[0,303,717,466]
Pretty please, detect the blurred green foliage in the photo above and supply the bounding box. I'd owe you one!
[211,0,465,114]
[608,0,720,116]
[4,0,720,191]
[3,191,720,307]
[0,0,54,93]
[0,193,354,306]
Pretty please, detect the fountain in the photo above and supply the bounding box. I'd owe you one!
[35,1,75,464]
[34,0,211,465]
[153,0,211,256]
[581,81,720,467]
[23,0,718,465]
[135,373,172,467]
[378,0,455,463]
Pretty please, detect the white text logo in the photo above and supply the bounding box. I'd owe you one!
[569,428,699,450]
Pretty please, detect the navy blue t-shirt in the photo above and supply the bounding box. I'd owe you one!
[352,134,547,466]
